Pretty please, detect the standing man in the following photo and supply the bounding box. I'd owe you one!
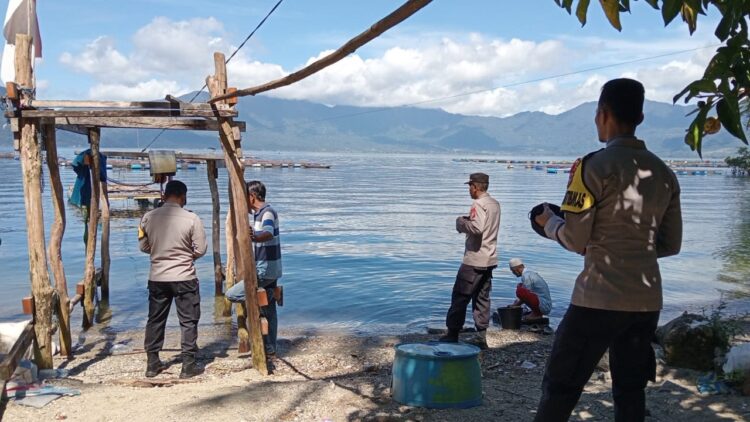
[440,172,501,349]
[533,78,682,421]
[509,257,552,321]
[225,180,282,356]
[139,180,207,378]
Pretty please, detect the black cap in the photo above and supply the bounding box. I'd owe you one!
[465,172,489,185]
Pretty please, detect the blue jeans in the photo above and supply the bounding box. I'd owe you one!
[225,279,278,354]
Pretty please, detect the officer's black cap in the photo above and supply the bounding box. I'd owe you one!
[465,172,489,185]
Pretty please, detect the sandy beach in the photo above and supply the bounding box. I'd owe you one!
[3,322,750,422]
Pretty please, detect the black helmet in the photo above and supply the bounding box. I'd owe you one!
[529,203,564,238]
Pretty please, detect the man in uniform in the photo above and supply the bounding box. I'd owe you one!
[440,172,501,349]
[139,180,207,378]
[533,78,682,421]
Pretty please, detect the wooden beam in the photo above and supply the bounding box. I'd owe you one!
[0,323,35,380]
[22,108,237,118]
[53,117,246,131]
[223,210,236,318]
[209,0,433,103]
[43,123,72,358]
[56,124,89,135]
[82,128,101,329]
[101,150,226,162]
[206,160,223,296]
[16,34,55,370]
[100,182,111,301]
[31,99,235,112]
[209,55,268,375]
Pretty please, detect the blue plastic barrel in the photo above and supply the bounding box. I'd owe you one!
[391,342,482,409]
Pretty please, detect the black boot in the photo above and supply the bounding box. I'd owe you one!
[179,355,203,379]
[438,329,459,343]
[466,330,488,350]
[145,353,166,378]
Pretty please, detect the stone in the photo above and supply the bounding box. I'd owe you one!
[655,313,728,371]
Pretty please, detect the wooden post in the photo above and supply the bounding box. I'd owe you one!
[226,189,250,349]
[207,159,223,296]
[209,51,267,374]
[100,180,111,301]
[43,123,72,358]
[223,209,236,317]
[82,128,101,328]
[15,34,54,369]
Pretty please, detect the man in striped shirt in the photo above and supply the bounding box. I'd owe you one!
[226,180,282,355]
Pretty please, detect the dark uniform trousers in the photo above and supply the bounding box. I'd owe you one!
[446,264,494,332]
[535,305,659,422]
[145,280,201,357]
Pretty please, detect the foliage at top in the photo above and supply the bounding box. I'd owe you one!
[725,146,750,174]
[555,0,750,157]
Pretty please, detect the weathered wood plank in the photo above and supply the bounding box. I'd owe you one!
[101,150,225,161]
[22,108,237,118]
[31,99,234,112]
[100,182,111,301]
[53,117,246,131]
[0,323,35,380]
[209,55,268,375]
[43,123,72,358]
[16,34,54,370]
[82,129,101,329]
[207,160,223,296]
[223,210,236,318]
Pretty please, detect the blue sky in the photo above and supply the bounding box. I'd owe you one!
[24,0,722,116]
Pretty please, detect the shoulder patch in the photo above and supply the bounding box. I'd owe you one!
[561,154,596,214]
[138,225,146,239]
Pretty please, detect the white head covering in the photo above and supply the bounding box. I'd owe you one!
[509,257,523,268]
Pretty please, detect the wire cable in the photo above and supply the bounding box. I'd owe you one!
[140,0,285,152]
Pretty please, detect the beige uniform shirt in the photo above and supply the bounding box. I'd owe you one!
[544,137,682,311]
[139,202,207,282]
[456,192,501,268]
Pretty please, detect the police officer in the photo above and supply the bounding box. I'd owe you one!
[533,78,682,421]
[139,180,207,378]
[440,172,501,349]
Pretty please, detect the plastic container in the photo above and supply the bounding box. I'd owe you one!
[498,306,522,330]
[391,342,482,409]
[148,150,177,176]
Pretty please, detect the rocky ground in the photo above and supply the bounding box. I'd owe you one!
[2,321,750,422]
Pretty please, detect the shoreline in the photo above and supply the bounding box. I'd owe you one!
[4,323,749,421]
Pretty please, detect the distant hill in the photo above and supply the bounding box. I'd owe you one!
[0,91,744,158]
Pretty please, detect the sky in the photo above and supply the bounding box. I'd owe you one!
[17,0,724,117]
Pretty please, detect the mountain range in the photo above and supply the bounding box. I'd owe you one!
[0,91,744,158]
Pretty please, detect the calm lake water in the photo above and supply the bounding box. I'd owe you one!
[0,150,748,334]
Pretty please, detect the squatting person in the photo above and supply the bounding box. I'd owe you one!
[225,180,283,356]
[533,78,682,421]
[439,172,501,349]
[508,257,552,322]
[139,180,207,378]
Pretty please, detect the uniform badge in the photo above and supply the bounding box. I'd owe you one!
[561,157,595,213]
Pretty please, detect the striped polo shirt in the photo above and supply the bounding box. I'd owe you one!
[254,204,282,281]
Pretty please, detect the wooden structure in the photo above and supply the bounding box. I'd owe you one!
[7,0,432,378]
[5,33,269,372]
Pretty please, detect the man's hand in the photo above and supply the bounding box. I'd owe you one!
[534,203,554,227]
[249,226,255,241]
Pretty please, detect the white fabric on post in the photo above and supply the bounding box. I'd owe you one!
[1,0,42,84]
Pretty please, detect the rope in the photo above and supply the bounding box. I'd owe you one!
[140,0,285,152]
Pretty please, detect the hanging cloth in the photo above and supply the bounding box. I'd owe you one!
[1,0,42,84]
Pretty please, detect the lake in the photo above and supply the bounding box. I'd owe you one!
[0,150,748,334]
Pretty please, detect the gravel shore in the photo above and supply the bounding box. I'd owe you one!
[3,323,750,421]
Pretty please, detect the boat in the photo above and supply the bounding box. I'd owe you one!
[507,164,514,169]
[534,165,544,171]
[106,164,113,170]
[692,170,707,176]
[130,163,142,170]
[546,168,558,174]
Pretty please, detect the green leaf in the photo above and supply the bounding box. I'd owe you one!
[599,0,622,31]
[673,79,717,103]
[715,13,734,41]
[716,97,749,144]
[563,0,575,13]
[662,0,683,25]
[681,3,699,35]
[576,0,591,25]
[685,106,709,157]
[644,0,658,9]
[703,50,730,79]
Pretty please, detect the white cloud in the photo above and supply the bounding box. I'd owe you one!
[56,16,716,116]
[88,79,186,101]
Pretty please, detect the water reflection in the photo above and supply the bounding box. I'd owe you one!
[0,151,747,333]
